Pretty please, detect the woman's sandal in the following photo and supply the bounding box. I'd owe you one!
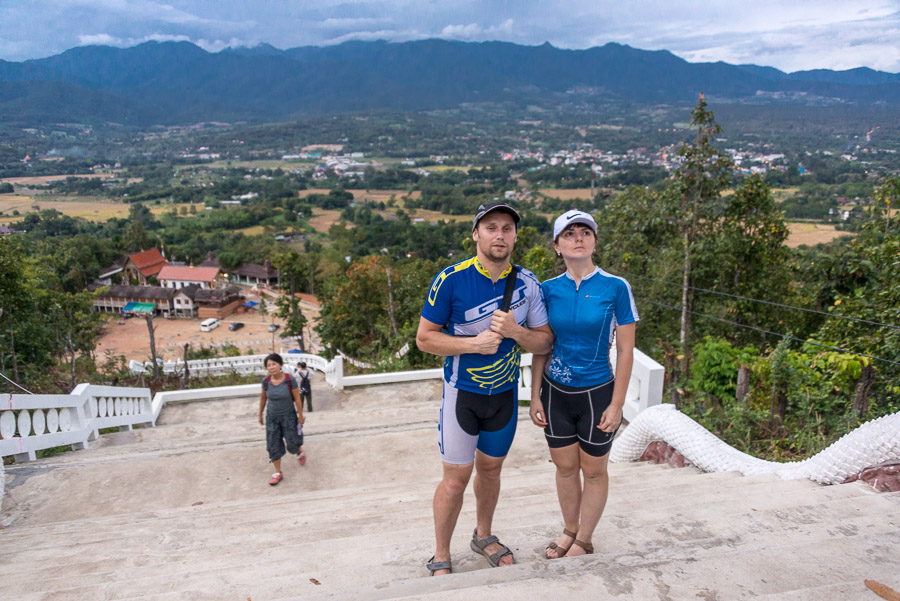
[545,528,577,559]
[426,556,452,576]
[570,539,594,555]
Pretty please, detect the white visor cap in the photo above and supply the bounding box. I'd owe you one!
[553,210,597,240]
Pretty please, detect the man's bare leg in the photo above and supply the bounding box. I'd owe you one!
[432,461,474,575]
[473,450,514,566]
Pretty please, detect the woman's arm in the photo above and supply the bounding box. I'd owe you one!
[258,390,267,426]
[598,322,636,432]
[529,352,549,427]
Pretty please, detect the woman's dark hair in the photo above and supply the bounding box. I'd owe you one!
[264,353,283,366]
[555,222,597,243]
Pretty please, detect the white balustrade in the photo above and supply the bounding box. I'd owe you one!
[131,350,665,424]
[0,385,152,463]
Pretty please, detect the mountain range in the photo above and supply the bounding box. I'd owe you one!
[1,39,898,127]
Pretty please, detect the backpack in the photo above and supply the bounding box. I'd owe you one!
[263,372,294,392]
[298,370,311,394]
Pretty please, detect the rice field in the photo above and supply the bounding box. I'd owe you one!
[785,222,853,247]
[0,195,198,224]
[538,188,595,201]
[297,189,422,203]
[0,173,116,186]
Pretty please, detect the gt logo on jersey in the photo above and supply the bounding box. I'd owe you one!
[467,347,521,388]
[463,288,524,322]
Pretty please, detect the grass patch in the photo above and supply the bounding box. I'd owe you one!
[0,197,196,225]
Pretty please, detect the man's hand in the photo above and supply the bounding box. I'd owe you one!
[470,329,503,355]
[489,309,522,339]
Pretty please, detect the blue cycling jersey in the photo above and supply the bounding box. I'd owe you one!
[421,256,549,394]
[541,267,639,387]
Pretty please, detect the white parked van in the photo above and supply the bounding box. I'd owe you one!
[200,318,219,332]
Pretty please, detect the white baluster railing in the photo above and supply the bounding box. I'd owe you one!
[0,385,152,463]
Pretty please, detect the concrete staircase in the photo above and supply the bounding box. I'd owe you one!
[1,382,898,601]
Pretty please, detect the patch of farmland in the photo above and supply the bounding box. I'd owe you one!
[785,222,853,247]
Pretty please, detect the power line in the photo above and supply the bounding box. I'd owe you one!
[635,295,900,367]
[616,270,900,332]
[0,371,33,394]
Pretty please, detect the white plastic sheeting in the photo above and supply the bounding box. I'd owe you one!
[610,404,900,484]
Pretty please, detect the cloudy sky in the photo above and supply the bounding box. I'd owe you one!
[1,0,899,73]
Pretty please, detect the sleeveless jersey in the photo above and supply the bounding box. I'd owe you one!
[541,267,639,387]
[421,256,548,394]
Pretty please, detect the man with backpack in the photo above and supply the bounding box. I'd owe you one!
[297,361,313,412]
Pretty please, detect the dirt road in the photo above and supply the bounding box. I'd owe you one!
[95,297,322,363]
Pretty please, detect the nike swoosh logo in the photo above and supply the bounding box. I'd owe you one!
[567,214,579,220]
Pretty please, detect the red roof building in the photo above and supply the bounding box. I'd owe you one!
[122,248,168,285]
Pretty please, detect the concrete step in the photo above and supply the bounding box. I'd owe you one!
[8,496,898,601]
[0,450,830,543]
[2,469,896,599]
[2,391,898,601]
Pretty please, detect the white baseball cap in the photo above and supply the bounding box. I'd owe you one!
[553,210,597,240]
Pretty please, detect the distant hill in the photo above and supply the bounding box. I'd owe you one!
[2,39,898,126]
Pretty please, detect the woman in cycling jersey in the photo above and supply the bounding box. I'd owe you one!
[529,209,638,559]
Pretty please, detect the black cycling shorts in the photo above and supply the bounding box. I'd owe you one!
[540,373,618,457]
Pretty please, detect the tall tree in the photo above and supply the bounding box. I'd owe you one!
[145,314,160,378]
[270,248,308,350]
[671,94,734,377]
[316,256,439,366]
[698,175,792,344]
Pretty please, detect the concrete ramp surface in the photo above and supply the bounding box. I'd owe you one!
[1,381,898,600]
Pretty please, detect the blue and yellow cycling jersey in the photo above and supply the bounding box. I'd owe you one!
[542,267,639,387]
[421,256,549,394]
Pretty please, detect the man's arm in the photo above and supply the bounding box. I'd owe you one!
[488,310,553,355]
[416,316,503,357]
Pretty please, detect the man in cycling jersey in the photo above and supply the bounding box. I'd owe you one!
[416,201,553,575]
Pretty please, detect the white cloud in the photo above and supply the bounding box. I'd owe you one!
[439,19,514,41]
[77,33,125,47]
[319,17,393,30]
[440,23,483,39]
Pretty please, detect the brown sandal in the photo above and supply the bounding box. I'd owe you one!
[570,539,594,555]
[545,528,577,559]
